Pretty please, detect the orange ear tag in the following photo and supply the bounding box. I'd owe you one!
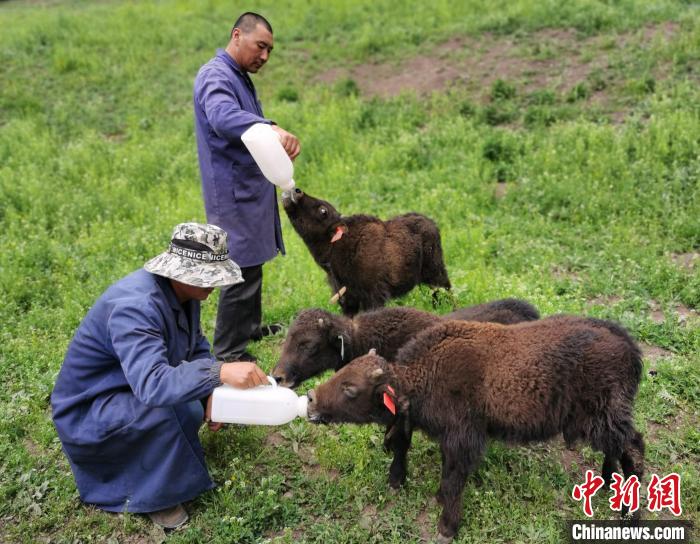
[383,385,396,415]
[330,226,345,243]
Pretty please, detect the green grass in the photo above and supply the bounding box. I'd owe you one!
[1,0,698,542]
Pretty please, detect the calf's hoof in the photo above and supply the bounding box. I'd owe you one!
[388,473,406,490]
[621,508,641,523]
[436,533,453,544]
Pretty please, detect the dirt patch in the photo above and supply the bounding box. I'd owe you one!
[297,444,318,466]
[675,304,698,324]
[297,445,340,481]
[640,342,674,363]
[647,300,698,325]
[317,23,681,120]
[302,463,340,481]
[551,266,582,282]
[670,252,699,270]
[647,300,665,323]
[615,20,680,49]
[416,505,434,542]
[550,437,598,476]
[104,131,126,143]
[321,57,468,98]
[264,431,287,448]
[650,312,665,324]
[266,527,304,542]
[358,504,377,530]
[645,421,666,443]
[119,527,166,544]
[586,295,624,307]
[494,182,509,199]
[23,438,42,458]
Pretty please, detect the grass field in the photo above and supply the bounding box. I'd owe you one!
[0,0,698,542]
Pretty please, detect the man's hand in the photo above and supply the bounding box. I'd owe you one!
[270,125,301,160]
[220,361,268,389]
[205,362,267,431]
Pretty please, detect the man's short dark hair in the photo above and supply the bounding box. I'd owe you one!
[233,12,273,35]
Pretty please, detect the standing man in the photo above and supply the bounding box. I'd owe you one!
[194,12,301,363]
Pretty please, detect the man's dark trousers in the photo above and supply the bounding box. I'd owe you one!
[214,264,262,361]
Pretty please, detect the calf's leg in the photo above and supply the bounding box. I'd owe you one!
[338,293,360,317]
[593,413,645,519]
[421,238,451,291]
[619,430,645,520]
[436,435,485,542]
[365,284,391,312]
[602,453,619,489]
[431,286,456,310]
[385,418,413,489]
[619,430,645,481]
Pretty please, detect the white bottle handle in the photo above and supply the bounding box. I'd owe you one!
[266,375,277,388]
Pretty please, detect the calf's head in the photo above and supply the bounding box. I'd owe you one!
[272,309,345,388]
[282,188,342,240]
[307,351,401,425]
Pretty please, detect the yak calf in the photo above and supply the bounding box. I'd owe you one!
[272,298,540,388]
[282,188,450,315]
[307,317,645,542]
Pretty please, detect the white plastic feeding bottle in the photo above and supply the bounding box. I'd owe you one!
[210,376,308,425]
[241,123,295,191]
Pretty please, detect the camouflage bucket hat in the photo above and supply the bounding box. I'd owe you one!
[144,223,244,288]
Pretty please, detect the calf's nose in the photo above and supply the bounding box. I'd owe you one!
[307,389,315,404]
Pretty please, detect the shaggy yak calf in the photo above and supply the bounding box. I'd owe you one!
[306,317,645,542]
[272,298,540,388]
[282,188,450,315]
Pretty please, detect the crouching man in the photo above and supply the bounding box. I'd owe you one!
[51,223,268,529]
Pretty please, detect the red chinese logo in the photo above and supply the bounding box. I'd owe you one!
[573,472,683,516]
[647,473,682,516]
[572,470,605,517]
[609,473,640,513]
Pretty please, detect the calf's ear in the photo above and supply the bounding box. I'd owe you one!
[342,383,358,399]
[369,367,384,384]
[377,384,410,417]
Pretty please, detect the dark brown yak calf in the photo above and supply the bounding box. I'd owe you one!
[282,188,450,315]
[272,298,540,388]
[306,317,645,542]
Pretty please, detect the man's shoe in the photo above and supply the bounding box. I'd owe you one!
[147,503,188,529]
[251,323,284,340]
[261,323,284,337]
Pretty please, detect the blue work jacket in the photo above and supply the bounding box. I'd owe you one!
[194,49,285,267]
[51,269,220,513]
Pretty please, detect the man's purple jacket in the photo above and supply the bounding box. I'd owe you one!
[194,49,285,268]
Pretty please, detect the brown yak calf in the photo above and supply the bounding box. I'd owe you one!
[282,188,450,315]
[272,298,540,388]
[306,316,645,542]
